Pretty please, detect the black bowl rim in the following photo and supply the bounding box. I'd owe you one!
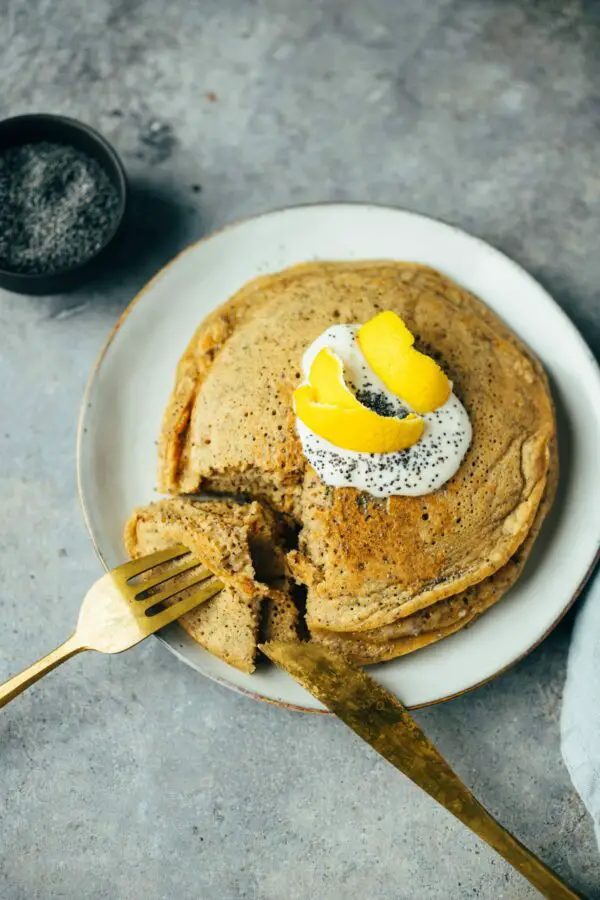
[0,112,128,282]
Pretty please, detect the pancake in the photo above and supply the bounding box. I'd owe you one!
[124,498,294,673]
[158,261,554,636]
[311,435,558,662]
[262,580,301,643]
[309,329,556,647]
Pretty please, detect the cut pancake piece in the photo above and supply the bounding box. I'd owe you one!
[174,587,262,674]
[311,437,558,663]
[262,580,301,644]
[125,498,292,673]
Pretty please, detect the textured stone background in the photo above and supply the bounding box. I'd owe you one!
[1,1,599,898]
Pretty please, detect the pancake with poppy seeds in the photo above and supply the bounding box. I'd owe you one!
[154,261,555,652]
[311,436,557,661]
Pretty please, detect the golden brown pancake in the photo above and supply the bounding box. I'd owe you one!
[311,436,557,662]
[262,580,301,644]
[125,498,295,673]
[158,262,555,638]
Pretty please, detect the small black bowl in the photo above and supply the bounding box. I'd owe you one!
[0,113,127,295]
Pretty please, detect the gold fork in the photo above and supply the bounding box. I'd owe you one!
[0,546,222,709]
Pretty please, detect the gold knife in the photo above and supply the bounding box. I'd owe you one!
[261,641,582,900]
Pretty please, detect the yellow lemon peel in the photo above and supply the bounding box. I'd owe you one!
[308,345,357,408]
[358,311,451,413]
[294,348,424,453]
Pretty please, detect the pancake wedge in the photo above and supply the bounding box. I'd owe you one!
[125,498,294,673]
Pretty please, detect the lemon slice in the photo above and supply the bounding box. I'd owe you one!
[358,311,451,413]
[294,348,424,453]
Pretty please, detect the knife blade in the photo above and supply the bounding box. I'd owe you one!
[260,641,582,900]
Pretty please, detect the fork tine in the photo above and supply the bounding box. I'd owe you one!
[116,545,191,580]
[134,557,211,597]
[137,571,219,611]
[144,579,224,631]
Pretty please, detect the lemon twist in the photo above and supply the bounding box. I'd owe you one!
[358,311,451,414]
[294,347,424,453]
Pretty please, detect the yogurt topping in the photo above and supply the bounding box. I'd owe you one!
[296,324,472,498]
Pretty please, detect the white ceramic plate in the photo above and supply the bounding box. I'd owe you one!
[78,203,600,713]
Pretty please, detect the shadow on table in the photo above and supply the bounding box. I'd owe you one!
[46,177,202,318]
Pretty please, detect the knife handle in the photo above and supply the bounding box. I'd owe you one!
[438,785,580,899]
[373,717,582,900]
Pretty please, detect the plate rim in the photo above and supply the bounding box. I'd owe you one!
[76,200,600,714]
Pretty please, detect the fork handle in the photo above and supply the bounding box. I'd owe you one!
[0,634,85,709]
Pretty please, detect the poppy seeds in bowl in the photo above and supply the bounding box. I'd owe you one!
[0,141,121,275]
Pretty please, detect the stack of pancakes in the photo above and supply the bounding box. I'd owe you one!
[125,262,556,672]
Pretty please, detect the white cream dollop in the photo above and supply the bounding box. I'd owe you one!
[296,324,472,498]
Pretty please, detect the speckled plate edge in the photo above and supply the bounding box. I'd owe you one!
[77,201,600,714]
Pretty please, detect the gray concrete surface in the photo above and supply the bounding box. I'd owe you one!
[1,1,599,898]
